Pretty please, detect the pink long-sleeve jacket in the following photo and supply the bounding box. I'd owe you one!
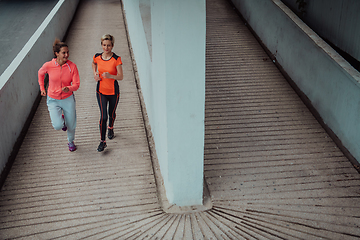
[38,58,80,100]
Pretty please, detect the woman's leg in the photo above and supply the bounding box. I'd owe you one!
[62,95,77,143]
[107,93,119,140]
[47,96,64,131]
[96,92,109,141]
[107,93,120,128]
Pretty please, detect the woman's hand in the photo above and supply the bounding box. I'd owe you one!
[102,72,111,79]
[41,90,46,96]
[94,73,101,82]
[62,86,69,93]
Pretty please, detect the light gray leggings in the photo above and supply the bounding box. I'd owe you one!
[47,95,76,143]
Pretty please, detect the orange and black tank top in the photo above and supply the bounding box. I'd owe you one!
[93,53,122,95]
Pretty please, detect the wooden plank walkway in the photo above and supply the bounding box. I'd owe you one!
[0,0,360,239]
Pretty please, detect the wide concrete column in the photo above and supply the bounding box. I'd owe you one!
[150,0,206,206]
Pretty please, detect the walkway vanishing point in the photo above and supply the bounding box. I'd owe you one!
[0,0,360,239]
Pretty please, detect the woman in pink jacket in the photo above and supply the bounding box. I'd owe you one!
[38,39,80,151]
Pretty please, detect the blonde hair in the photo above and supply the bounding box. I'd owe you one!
[101,34,115,46]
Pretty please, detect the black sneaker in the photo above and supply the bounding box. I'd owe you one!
[97,141,107,152]
[108,128,114,139]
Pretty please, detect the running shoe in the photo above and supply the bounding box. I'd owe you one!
[108,128,114,139]
[62,114,67,131]
[68,142,76,152]
[97,141,107,152]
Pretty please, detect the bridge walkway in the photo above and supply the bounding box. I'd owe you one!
[0,0,359,239]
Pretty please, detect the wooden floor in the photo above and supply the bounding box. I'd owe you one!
[1,0,360,239]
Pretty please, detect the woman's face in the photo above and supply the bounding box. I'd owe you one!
[55,46,69,63]
[102,40,113,54]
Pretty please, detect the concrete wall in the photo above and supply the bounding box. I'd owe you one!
[0,0,79,175]
[122,0,206,206]
[230,0,360,163]
[281,0,360,62]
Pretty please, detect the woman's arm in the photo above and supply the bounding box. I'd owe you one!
[66,64,80,92]
[38,63,47,96]
[92,61,101,81]
[102,64,123,81]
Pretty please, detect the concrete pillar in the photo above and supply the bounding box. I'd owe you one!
[122,0,206,207]
[150,0,206,206]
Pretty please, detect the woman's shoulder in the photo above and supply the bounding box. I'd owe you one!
[47,58,57,64]
[112,53,121,60]
[66,59,75,65]
[94,53,102,58]
[42,58,56,67]
[65,60,78,69]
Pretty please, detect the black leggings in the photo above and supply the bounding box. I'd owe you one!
[96,92,120,141]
